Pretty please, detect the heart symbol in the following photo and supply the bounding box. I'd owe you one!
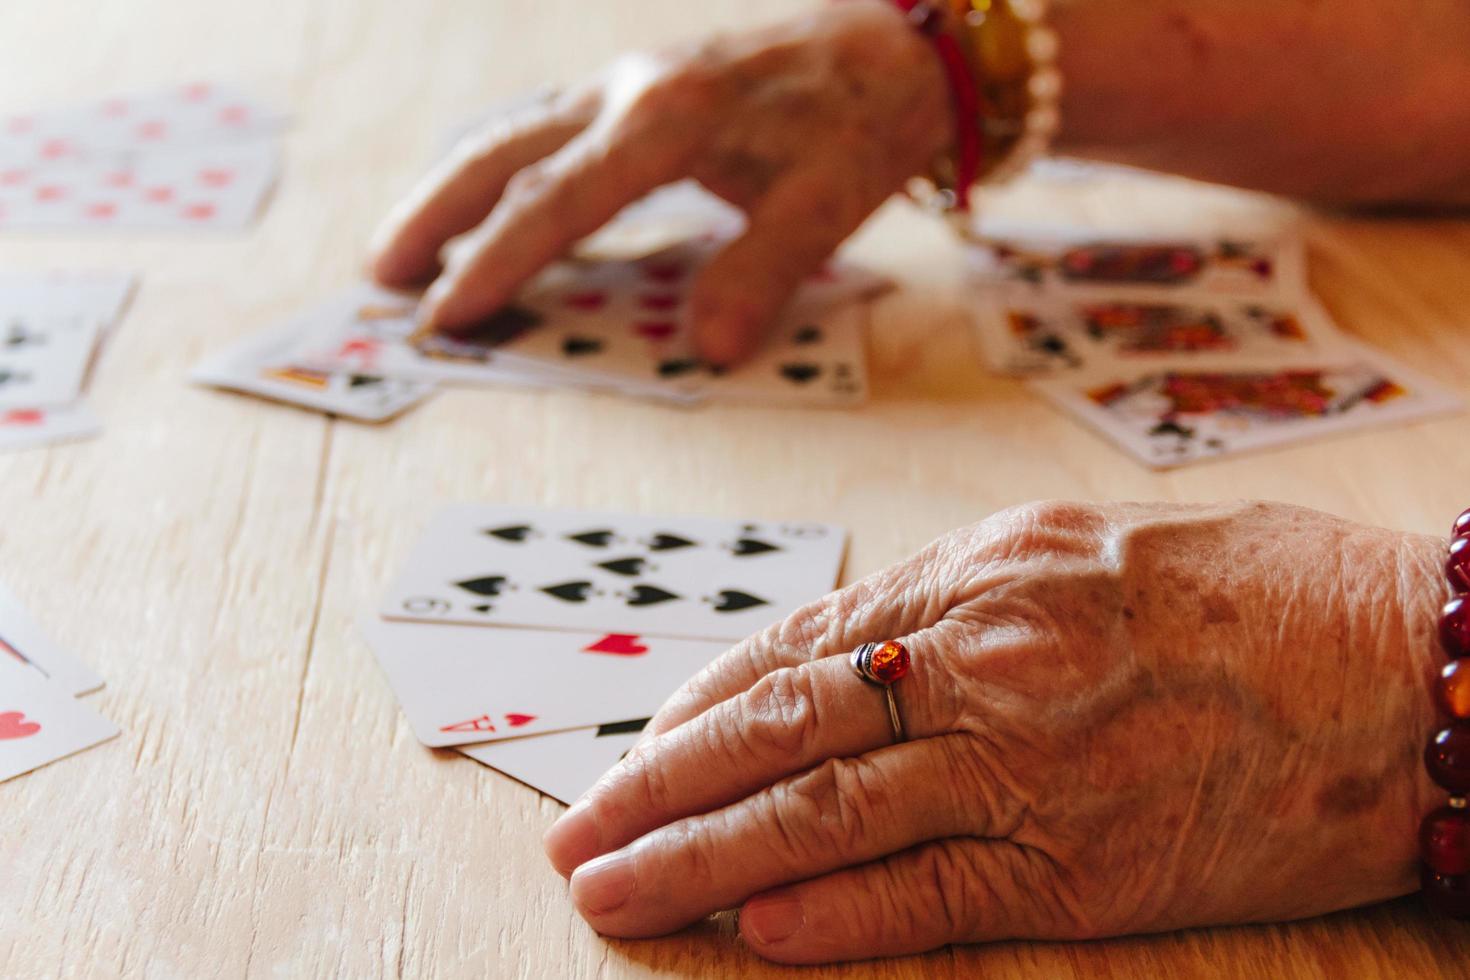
[34,185,66,202]
[505,713,536,727]
[182,202,216,221]
[563,290,608,311]
[86,202,117,221]
[39,138,71,159]
[634,320,677,341]
[0,711,41,739]
[136,120,168,140]
[144,186,175,203]
[1,169,29,185]
[104,170,134,188]
[1,410,45,426]
[584,633,649,656]
[218,105,250,125]
[199,168,234,188]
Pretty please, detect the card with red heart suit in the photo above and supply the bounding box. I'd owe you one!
[0,402,101,453]
[361,617,726,748]
[0,656,118,784]
[379,504,848,643]
[460,717,649,805]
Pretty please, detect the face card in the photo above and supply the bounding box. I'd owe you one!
[969,229,1305,300]
[973,289,1345,376]
[459,717,647,804]
[0,582,104,696]
[0,656,118,784]
[381,504,847,642]
[1031,343,1463,468]
[0,402,101,452]
[0,141,278,233]
[0,82,285,163]
[0,311,105,409]
[191,320,436,423]
[362,617,724,746]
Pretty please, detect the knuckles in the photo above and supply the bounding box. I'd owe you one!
[768,757,887,867]
[735,666,822,764]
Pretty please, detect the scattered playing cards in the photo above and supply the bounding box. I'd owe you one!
[0,582,116,783]
[0,82,284,233]
[193,230,885,419]
[969,226,1464,467]
[0,269,136,452]
[365,504,847,803]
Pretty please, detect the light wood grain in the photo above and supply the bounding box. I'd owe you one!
[2,1,1469,976]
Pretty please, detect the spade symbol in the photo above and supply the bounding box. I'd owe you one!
[2,325,40,348]
[347,375,385,389]
[562,335,603,357]
[485,524,535,543]
[729,538,780,557]
[625,584,680,607]
[779,363,822,385]
[646,533,696,552]
[472,604,495,614]
[471,304,544,343]
[598,557,650,577]
[792,325,822,345]
[708,590,770,613]
[656,358,702,378]
[455,575,509,597]
[542,580,595,603]
[567,529,616,548]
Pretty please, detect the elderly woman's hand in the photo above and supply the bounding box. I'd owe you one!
[368,0,948,366]
[542,500,1446,964]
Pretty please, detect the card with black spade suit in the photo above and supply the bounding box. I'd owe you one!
[380,504,848,642]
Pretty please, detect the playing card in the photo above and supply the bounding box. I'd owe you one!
[265,283,612,395]
[0,82,285,164]
[362,617,724,746]
[1031,342,1463,468]
[973,289,1345,376]
[0,141,278,233]
[969,229,1305,300]
[0,656,118,784]
[0,582,104,696]
[0,269,136,323]
[191,319,436,422]
[481,241,883,405]
[700,301,868,407]
[0,311,105,409]
[0,402,101,452]
[381,504,847,642]
[459,717,647,804]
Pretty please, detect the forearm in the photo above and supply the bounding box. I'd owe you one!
[1048,0,1470,205]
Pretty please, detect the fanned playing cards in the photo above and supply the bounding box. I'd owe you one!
[366,503,847,801]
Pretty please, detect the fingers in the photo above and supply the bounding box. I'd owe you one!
[369,89,599,287]
[689,161,882,366]
[544,634,955,877]
[566,734,992,938]
[645,534,956,742]
[740,839,1054,963]
[418,105,700,333]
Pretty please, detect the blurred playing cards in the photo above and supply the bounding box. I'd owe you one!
[0,270,136,452]
[0,82,284,233]
[967,228,1463,467]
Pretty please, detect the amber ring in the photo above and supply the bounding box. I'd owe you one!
[849,640,912,743]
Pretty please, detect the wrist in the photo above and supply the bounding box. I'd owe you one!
[1397,531,1458,850]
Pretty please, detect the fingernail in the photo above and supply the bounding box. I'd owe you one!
[741,891,805,946]
[570,850,636,914]
[543,798,601,877]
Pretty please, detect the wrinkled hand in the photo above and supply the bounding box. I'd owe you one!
[369,0,948,366]
[543,500,1446,964]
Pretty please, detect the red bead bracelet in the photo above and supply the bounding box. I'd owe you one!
[1421,507,1470,916]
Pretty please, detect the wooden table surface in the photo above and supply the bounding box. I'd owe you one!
[4,0,1470,976]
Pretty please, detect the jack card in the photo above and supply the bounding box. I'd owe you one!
[1031,343,1463,468]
